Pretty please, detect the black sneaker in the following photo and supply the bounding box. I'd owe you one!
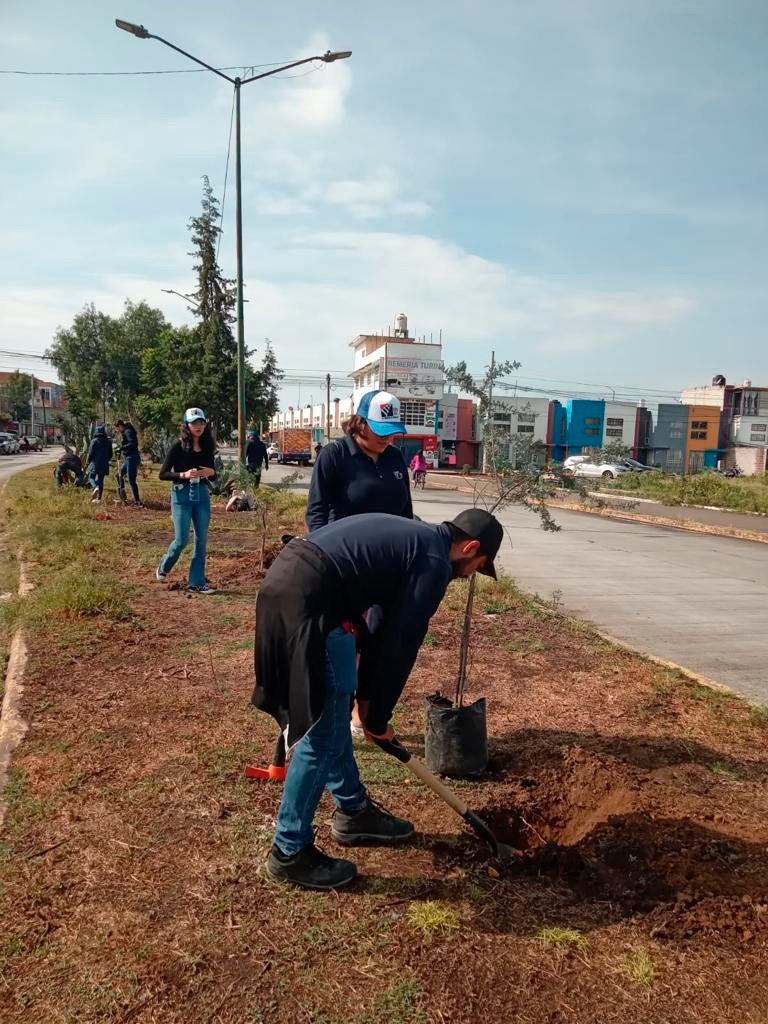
[331,797,415,846]
[264,844,357,891]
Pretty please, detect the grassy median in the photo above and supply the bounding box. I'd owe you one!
[1,465,768,1023]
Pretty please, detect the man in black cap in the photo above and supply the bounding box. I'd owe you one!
[252,508,503,891]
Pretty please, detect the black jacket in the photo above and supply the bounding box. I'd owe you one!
[119,424,140,458]
[86,434,113,474]
[252,516,453,743]
[306,434,412,532]
[245,437,268,470]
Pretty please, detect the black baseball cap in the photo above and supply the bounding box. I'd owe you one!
[447,508,504,579]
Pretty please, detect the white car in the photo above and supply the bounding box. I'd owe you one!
[572,460,629,480]
[0,432,20,455]
[266,442,280,461]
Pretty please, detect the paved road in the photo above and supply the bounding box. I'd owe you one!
[262,463,768,703]
[0,448,61,487]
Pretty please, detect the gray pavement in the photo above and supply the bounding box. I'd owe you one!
[0,448,61,487]
[262,462,768,703]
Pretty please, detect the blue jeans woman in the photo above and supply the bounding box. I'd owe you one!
[157,408,218,595]
[158,482,211,589]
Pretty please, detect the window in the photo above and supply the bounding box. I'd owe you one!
[688,451,705,473]
[585,417,601,425]
[691,420,707,430]
[690,428,707,440]
[401,400,428,427]
[517,413,536,424]
[750,433,767,443]
[749,423,767,434]
[584,428,600,436]
[493,413,511,424]
[606,417,624,427]
[517,424,534,434]
[605,428,623,438]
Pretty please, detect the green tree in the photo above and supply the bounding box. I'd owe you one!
[0,370,33,422]
[248,339,283,431]
[445,357,521,475]
[184,176,239,437]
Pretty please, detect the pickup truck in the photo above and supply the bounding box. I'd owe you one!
[276,428,312,465]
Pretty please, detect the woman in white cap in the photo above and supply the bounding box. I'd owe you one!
[156,408,217,594]
[306,390,412,532]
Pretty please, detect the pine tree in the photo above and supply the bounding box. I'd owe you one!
[185,176,239,438]
[248,339,283,431]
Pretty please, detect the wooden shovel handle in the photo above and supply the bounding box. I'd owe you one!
[371,736,469,818]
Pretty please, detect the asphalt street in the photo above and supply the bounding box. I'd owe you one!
[0,448,61,487]
[263,462,768,703]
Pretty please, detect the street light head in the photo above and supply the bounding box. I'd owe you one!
[322,50,352,62]
[115,19,150,39]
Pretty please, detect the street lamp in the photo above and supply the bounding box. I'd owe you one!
[115,19,351,462]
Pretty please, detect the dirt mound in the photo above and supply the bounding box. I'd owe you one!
[210,543,282,588]
[475,747,768,920]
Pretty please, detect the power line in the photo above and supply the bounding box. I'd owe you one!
[216,86,237,266]
[0,59,309,78]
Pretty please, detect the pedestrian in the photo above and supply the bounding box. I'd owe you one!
[253,508,503,890]
[54,449,85,488]
[245,430,269,488]
[85,425,113,503]
[305,391,412,532]
[156,408,218,595]
[114,419,142,506]
[409,449,428,485]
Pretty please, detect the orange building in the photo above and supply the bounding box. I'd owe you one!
[685,404,721,473]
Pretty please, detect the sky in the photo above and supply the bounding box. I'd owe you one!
[1,0,767,409]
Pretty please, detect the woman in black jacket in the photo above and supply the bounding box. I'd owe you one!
[306,390,412,531]
[156,408,217,594]
[86,425,113,503]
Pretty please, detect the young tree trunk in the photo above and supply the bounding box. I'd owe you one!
[454,575,476,707]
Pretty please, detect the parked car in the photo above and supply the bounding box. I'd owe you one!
[572,460,629,480]
[621,457,657,473]
[266,442,280,461]
[0,432,20,455]
[20,435,43,452]
[561,454,630,480]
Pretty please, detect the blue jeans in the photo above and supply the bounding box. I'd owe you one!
[159,484,211,588]
[274,628,367,856]
[88,466,107,498]
[119,454,141,502]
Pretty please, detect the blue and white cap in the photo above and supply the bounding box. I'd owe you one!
[184,407,207,423]
[356,390,407,437]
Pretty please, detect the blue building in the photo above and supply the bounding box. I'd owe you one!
[564,399,605,457]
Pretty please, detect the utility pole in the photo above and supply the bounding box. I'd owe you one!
[41,388,48,446]
[30,375,35,437]
[325,373,331,443]
[115,21,351,466]
[483,350,495,475]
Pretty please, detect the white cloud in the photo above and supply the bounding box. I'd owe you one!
[0,231,696,372]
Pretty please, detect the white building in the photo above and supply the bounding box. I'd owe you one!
[350,314,444,457]
[270,397,354,438]
[487,396,549,467]
[602,401,639,450]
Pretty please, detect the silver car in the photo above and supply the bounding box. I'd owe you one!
[0,432,19,455]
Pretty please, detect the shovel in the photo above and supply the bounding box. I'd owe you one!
[371,734,516,866]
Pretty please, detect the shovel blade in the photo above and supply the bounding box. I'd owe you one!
[463,810,517,865]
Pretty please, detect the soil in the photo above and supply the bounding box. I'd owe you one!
[1,491,768,1023]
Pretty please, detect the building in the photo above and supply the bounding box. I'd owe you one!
[0,373,67,438]
[349,314,444,463]
[270,397,354,439]
[485,395,549,467]
[436,392,477,468]
[681,375,767,474]
[648,403,688,473]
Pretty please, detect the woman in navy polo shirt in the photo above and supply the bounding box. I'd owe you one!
[306,390,412,532]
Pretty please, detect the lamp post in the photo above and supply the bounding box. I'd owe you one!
[115,20,351,462]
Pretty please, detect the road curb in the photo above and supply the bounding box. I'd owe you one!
[549,499,768,545]
[0,560,31,828]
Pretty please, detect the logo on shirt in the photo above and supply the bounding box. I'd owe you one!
[393,470,403,480]
[379,402,396,419]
